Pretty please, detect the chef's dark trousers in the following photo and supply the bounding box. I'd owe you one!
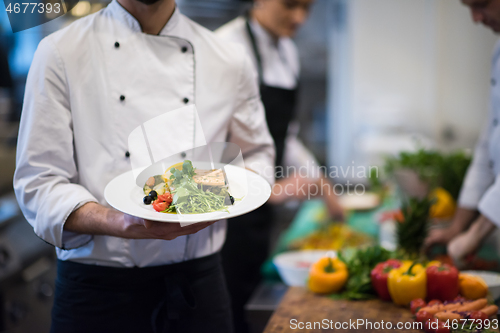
[50,252,233,333]
[222,204,273,333]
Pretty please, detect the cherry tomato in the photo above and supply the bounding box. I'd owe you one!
[152,200,167,212]
[435,321,450,333]
[427,300,442,307]
[158,193,173,205]
[416,311,434,323]
[411,299,427,314]
[470,310,489,327]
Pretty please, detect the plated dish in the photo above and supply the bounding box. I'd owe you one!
[104,160,271,223]
[141,160,235,214]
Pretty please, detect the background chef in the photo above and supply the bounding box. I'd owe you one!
[216,0,344,331]
[13,0,275,331]
[424,0,500,268]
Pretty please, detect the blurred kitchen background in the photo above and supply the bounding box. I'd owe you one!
[0,0,497,332]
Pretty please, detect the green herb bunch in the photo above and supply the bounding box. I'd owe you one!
[385,149,471,200]
[334,245,393,300]
[397,197,433,259]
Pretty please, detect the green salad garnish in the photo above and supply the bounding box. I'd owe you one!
[169,160,229,214]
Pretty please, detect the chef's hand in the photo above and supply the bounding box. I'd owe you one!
[423,226,461,252]
[268,174,321,204]
[65,202,216,241]
[118,214,216,240]
[268,174,345,220]
[423,207,478,253]
[447,215,495,269]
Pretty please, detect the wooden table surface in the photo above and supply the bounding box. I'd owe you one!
[263,287,422,333]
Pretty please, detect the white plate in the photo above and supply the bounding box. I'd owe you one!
[104,163,271,223]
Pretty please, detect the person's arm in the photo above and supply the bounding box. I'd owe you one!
[318,175,345,220]
[227,52,275,185]
[448,174,500,265]
[424,119,493,252]
[451,207,480,232]
[281,123,322,179]
[275,126,344,219]
[266,173,344,218]
[448,214,496,268]
[458,120,496,212]
[14,38,213,249]
[65,202,215,240]
[13,37,99,249]
[423,207,478,251]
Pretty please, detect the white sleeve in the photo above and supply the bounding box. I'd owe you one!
[458,120,495,210]
[13,37,98,249]
[228,53,276,185]
[478,174,500,227]
[462,107,500,227]
[282,122,322,179]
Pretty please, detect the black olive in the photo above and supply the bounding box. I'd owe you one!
[225,195,235,206]
[149,190,157,199]
[143,196,153,205]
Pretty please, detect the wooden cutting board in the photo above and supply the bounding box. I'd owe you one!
[263,287,421,333]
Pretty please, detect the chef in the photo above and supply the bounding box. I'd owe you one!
[13,0,275,331]
[424,0,500,267]
[215,1,343,332]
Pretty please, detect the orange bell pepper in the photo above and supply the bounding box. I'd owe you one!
[459,273,488,300]
[308,257,348,294]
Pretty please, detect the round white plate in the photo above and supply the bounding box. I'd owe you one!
[104,163,271,223]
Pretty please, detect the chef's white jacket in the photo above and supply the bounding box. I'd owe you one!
[459,40,500,227]
[216,16,321,179]
[13,1,275,267]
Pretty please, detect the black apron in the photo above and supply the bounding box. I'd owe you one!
[221,16,298,333]
[245,17,298,167]
[51,253,233,333]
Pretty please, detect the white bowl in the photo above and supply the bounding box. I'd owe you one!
[461,270,500,300]
[273,250,335,286]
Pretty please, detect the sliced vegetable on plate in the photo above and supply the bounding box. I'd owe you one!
[141,160,235,215]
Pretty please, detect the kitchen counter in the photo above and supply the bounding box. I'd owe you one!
[263,287,421,333]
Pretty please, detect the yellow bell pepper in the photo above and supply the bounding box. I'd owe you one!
[429,187,456,219]
[308,257,348,294]
[388,261,426,306]
[459,273,488,300]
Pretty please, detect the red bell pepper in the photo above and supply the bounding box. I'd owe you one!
[426,264,459,302]
[370,259,401,301]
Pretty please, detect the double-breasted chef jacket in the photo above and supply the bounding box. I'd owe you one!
[459,41,500,227]
[13,1,275,267]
